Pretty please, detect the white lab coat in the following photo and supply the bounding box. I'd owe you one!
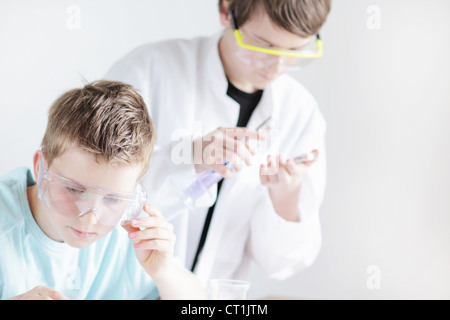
[105,32,327,285]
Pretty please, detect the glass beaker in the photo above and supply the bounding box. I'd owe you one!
[208,279,250,300]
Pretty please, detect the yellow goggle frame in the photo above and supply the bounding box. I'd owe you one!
[230,9,323,59]
[234,30,322,59]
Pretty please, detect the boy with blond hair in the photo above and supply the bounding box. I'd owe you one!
[0,80,206,300]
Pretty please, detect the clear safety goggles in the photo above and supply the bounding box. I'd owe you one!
[230,9,322,71]
[37,152,146,227]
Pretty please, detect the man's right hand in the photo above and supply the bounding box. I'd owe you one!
[192,127,266,178]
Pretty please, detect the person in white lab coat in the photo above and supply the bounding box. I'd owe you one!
[105,0,331,286]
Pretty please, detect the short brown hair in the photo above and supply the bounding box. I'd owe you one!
[220,0,331,37]
[41,80,156,176]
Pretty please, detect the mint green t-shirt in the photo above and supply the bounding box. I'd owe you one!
[0,168,159,300]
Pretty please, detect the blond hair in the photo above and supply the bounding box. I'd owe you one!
[220,0,331,37]
[41,80,156,176]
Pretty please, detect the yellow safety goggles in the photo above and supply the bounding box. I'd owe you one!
[230,9,323,59]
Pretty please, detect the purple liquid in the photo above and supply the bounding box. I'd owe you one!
[183,162,234,203]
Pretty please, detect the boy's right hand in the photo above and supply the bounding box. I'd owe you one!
[121,204,176,279]
[8,286,71,300]
[192,127,266,178]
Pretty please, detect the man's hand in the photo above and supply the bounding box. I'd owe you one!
[193,127,266,178]
[122,204,176,278]
[260,150,319,221]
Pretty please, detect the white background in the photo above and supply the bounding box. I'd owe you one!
[1,0,449,299]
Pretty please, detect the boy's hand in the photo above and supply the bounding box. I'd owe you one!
[193,127,266,178]
[8,286,71,300]
[122,204,176,278]
[259,151,318,221]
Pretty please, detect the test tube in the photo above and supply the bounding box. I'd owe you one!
[182,162,234,207]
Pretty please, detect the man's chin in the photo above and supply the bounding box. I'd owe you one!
[252,73,280,90]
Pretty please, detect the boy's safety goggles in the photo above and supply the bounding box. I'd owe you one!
[230,9,322,70]
[37,152,146,227]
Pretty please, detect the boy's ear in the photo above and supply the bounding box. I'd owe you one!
[32,150,42,181]
[219,0,232,28]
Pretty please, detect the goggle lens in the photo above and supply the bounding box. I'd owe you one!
[233,30,320,71]
[37,155,146,227]
[235,48,310,71]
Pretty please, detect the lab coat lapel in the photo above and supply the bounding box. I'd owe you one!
[246,88,276,130]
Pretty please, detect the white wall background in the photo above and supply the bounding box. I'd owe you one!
[1,0,449,299]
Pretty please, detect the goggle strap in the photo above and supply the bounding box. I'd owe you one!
[229,9,238,30]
